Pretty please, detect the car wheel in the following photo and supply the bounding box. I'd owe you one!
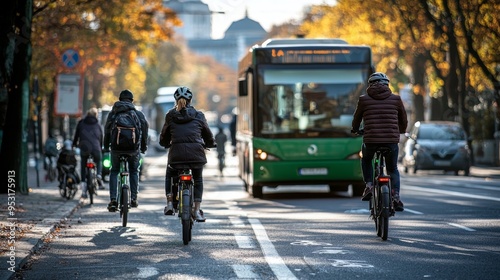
[463,168,470,176]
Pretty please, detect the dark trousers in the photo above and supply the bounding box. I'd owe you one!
[80,151,102,183]
[109,152,140,201]
[361,143,401,194]
[165,166,204,202]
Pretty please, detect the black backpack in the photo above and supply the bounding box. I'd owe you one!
[110,109,142,151]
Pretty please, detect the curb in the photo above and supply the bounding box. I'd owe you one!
[1,200,82,280]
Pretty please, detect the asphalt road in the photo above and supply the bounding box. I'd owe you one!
[12,150,500,280]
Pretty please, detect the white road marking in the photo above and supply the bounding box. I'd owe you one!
[232,264,260,279]
[230,217,246,227]
[403,208,424,215]
[448,223,476,232]
[249,218,298,280]
[136,266,159,278]
[235,234,255,248]
[405,185,500,202]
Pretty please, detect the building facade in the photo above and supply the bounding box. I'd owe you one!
[163,0,268,69]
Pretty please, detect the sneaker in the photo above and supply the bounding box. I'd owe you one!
[164,194,175,215]
[361,183,373,201]
[393,194,404,212]
[107,200,117,212]
[81,193,88,199]
[164,205,175,216]
[131,199,138,208]
[193,209,206,222]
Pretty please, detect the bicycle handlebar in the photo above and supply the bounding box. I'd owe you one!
[351,129,364,135]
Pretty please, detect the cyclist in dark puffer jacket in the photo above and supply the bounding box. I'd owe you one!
[159,86,216,221]
[73,107,104,198]
[352,72,408,211]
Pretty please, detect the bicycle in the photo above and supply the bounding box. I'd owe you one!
[45,155,58,182]
[369,146,395,240]
[85,155,98,205]
[169,165,195,245]
[116,154,131,227]
[353,130,395,241]
[59,164,79,200]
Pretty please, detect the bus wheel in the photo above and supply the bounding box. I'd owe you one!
[252,185,263,198]
[329,184,348,193]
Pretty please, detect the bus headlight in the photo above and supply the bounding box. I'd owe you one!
[255,149,280,161]
[346,151,362,160]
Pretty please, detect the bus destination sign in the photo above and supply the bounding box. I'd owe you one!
[272,48,350,63]
[256,47,370,64]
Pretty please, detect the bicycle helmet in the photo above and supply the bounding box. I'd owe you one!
[174,86,193,101]
[63,140,73,151]
[368,72,390,86]
[119,89,134,101]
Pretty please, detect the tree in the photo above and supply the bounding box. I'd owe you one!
[299,0,499,139]
[0,0,33,194]
[0,0,179,193]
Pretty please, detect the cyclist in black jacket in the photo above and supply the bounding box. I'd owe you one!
[352,72,408,211]
[159,86,216,222]
[103,90,149,211]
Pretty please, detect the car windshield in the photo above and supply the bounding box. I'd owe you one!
[418,124,466,140]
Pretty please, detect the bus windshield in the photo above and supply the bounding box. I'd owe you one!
[256,65,369,138]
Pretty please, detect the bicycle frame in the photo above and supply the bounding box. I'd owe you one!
[86,155,98,204]
[117,155,131,227]
[369,147,394,240]
[59,164,78,200]
[172,168,194,245]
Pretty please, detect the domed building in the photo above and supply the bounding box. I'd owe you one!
[188,11,267,69]
[164,0,268,69]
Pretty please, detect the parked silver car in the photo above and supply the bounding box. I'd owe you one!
[402,121,471,176]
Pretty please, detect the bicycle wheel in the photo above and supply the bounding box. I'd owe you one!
[87,172,94,204]
[379,185,390,240]
[59,186,66,198]
[121,185,130,227]
[181,190,192,245]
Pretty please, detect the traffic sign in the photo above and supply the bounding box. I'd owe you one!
[62,49,80,68]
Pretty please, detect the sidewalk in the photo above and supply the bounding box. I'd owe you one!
[0,163,82,280]
[1,161,499,279]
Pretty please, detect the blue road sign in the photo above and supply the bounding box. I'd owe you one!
[62,49,80,68]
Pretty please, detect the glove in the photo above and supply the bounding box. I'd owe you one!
[141,147,147,154]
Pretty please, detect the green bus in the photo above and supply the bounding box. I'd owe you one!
[236,38,373,198]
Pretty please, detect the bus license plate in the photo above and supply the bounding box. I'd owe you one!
[299,168,328,175]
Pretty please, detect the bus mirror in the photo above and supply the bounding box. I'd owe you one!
[238,78,247,96]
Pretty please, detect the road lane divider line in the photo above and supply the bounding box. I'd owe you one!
[405,185,500,202]
[232,264,260,279]
[448,223,476,232]
[403,208,424,215]
[249,219,298,280]
[234,234,255,249]
[230,217,246,227]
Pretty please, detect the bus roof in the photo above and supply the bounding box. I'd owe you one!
[261,38,349,47]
